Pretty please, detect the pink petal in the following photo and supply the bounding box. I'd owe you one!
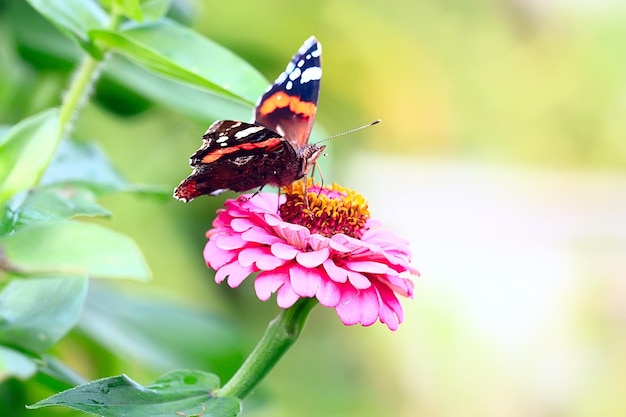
[377,283,404,322]
[241,227,281,245]
[289,264,322,298]
[335,286,379,327]
[246,192,282,213]
[203,239,237,269]
[256,254,285,270]
[271,242,299,260]
[346,270,371,290]
[238,247,270,267]
[344,260,392,274]
[358,287,381,327]
[375,284,404,330]
[238,246,286,271]
[215,233,247,250]
[230,217,255,232]
[333,287,361,326]
[276,283,300,308]
[307,234,330,251]
[385,273,416,298]
[254,270,289,300]
[296,248,329,268]
[322,259,348,283]
[318,235,351,252]
[269,218,310,248]
[214,261,255,287]
[315,279,341,307]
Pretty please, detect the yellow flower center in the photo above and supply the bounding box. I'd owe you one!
[279,179,370,238]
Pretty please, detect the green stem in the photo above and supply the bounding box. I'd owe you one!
[58,54,101,132]
[58,11,123,135]
[216,298,319,399]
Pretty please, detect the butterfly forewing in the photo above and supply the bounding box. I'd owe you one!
[254,36,322,149]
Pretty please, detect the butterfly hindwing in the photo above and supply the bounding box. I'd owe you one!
[173,121,301,201]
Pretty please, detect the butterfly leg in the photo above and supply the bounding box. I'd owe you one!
[244,184,266,201]
[313,161,325,198]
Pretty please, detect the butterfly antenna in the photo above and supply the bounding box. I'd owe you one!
[314,119,381,145]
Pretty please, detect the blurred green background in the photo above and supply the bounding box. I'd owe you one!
[2,0,626,416]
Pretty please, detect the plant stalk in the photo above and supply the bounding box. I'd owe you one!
[216,298,318,399]
[58,11,123,135]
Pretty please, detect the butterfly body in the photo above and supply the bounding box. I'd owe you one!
[174,36,323,202]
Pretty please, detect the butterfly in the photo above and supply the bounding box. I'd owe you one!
[174,36,324,202]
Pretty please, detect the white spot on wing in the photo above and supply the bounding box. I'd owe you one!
[289,67,301,81]
[297,59,304,67]
[275,71,288,85]
[286,81,293,90]
[299,36,318,54]
[234,125,264,139]
[233,155,254,166]
[216,136,229,143]
[300,67,322,83]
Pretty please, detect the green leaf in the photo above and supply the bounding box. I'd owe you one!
[80,285,245,378]
[0,108,61,206]
[26,0,108,58]
[103,55,251,123]
[10,0,79,71]
[9,187,111,232]
[41,140,130,194]
[111,0,143,21]
[38,354,89,387]
[90,19,268,104]
[0,221,151,281]
[0,276,88,353]
[0,346,37,380]
[139,0,172,21]
[28,370,242,417]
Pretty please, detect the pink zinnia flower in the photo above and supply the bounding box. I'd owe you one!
[203,180,417,330]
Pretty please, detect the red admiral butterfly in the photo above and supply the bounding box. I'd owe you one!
[174,36,324,202]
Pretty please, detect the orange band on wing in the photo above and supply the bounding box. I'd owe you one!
[259,92,316,118]
[201,138,283,163]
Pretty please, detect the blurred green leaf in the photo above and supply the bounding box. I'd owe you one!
[0,346,37,380]
[26,0,108,58]
[139,0,172,21]
[9,187,111,232]
[37,354,89,388]
[0,276,88,354]
[102,55,251,122]
[0,206,13,237]
[9,0,79,71]
[0,221,151,280]
[41,140,129,194]
[0,108,61,206]
[90,19,268,104]
[112,0,143,21]
[80,285,245,378]
[94,74,155,116]
[99,0,171,22]
[28,370,241,417]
